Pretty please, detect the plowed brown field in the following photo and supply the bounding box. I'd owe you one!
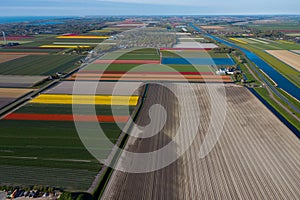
[102,84,300,199]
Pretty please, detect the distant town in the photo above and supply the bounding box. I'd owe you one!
[0,15,299,200]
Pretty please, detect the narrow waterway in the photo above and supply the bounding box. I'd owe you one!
[190,24,300,100]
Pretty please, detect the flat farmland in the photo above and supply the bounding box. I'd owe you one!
[247,24,300,31]
[12,35,102,48]
[291,50,300,54]
[45,81,143,95]
[236,43,300,87]
[94,60,160,64]
[0,101,136,190]
[30,94,139,106]
[248,38,270,44]
[40,45,90,49]
[200,25,225,30]
[161,57,235,65]
[0,34,102,53]
[100,48,159,60]
[0,75,142,190]
[68,73,230,83]
[0,51,50,55]
[266,50,300,71]
[0,88,33,109]
[229,37,300,50]
[0,120,121,190]
[0,55,82,75]
[0,54,27,63]
[56,36,109,39]
[161,51,228,58]
[0,75,48,87]
[0,48,57,53]
[54,38,106,43]
[174,41,219,49]
[102,83,300,199]
[0,88,33,98]
[84,63,214,73]
[0,40,33,45]
[13,103,135,116]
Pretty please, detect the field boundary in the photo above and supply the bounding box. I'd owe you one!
[248,88,299,136]
[88,84,148,199]
[265,50,300,72]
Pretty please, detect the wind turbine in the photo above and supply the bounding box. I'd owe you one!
[2,32,7,45]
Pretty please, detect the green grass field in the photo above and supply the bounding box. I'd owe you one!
[100,48,160,60]
[0,55,82,75]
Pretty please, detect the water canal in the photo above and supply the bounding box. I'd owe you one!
[190,24,300,101]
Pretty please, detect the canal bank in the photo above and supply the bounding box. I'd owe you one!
[190,23,300,101]
[189,23,299,134]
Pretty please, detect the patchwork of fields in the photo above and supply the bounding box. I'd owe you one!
[0,88,34,109]
[161,57,235,65]
[0,55,82,76]
[0,75,47,88]
[71,47,233,83]
[228,38,300,87]
[45,81,143,95]
[0,29,234,192]
[0,80,142,190]
[0,25,151,191]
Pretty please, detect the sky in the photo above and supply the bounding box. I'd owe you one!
[1,0,300,16]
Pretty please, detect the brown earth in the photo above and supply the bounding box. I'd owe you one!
[102,83,300,199]
[0,88,33,98]
[266,50,300,71]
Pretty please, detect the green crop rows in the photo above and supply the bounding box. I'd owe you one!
[0,103,136,190]
[0,55,82,75]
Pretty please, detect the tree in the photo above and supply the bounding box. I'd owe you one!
[59,192,72,200]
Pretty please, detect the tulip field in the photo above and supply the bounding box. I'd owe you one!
[56,35,110,39]
[0,42,233,191]
[0,76,142,190]
[72,47,233,83]
[40,45,91,49]
[30,94,139,105]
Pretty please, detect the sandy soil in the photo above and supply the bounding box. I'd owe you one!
[266,50,300,71]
